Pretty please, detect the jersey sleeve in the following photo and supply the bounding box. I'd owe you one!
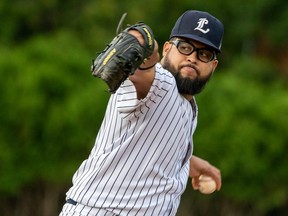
[116,63,175,117]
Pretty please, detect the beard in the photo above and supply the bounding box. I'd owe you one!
[161,56,212,95]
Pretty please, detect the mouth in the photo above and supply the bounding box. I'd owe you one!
[180,64,200,77]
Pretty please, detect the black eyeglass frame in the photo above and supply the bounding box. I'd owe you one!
[169,39,217,63]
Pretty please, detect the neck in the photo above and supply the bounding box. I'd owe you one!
[182,94,193,101]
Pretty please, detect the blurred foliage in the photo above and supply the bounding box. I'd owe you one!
[192,56,288,215]
[0,0,288,215]
[0,31,109,194]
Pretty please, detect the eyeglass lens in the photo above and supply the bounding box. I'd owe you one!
[171,40,215,63]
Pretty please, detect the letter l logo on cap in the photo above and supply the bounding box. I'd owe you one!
[194,18,210,34]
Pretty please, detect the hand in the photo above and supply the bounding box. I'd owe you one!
[189,155,222,191]
[129,30,160,71]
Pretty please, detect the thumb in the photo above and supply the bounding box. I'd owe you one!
[191,177,200,190]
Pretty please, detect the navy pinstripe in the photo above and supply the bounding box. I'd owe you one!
[61,63,198,216]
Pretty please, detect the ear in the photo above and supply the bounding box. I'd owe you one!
[211,59,218,74]
[162,41,171,56]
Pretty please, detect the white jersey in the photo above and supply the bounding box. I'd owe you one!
[65,63,198,216]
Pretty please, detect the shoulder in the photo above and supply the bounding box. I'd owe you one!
[154,63,175,89]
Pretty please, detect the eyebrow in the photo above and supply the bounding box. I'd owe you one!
[173,37,213,50]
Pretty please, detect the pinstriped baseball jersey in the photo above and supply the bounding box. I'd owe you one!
[65,63,198,216]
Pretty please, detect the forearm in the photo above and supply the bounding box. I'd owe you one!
[128,30,160,99]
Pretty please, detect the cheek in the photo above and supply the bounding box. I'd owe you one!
[200,62,217,76]
[199,68,214,80]
[166,51,183,67]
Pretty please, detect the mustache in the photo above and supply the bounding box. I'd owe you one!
[179,64,200,76]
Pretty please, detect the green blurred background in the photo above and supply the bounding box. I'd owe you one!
[0,0,287,215]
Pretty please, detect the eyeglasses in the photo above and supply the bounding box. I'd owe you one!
[169,39,216,63]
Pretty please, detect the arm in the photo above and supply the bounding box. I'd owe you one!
[189,155,222,191]
[128,30,160,99]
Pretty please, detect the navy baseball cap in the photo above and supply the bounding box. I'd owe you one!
[170,10,224,53]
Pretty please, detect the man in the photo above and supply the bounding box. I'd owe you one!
[60,10,224,216]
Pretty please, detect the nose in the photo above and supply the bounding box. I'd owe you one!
[187,50,198,63]
[186,50,198,63]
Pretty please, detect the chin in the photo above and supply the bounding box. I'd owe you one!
[180,68,198,79]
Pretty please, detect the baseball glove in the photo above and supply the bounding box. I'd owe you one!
[91,14,155,93]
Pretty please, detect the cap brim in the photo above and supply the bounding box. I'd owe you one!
[171,34,221,53]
